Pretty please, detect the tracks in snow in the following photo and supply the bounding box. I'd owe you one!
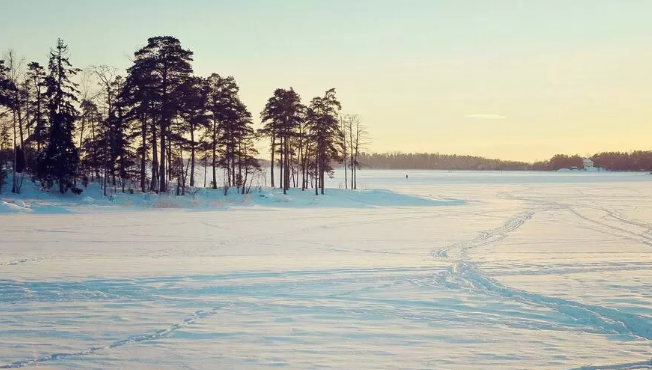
[0,304,230,369]
[502,191,652,248]
[567,359,652,370]
[430,193,652,366]
[439,262,652,341]
[0,257,44,268]
[431,209,535,261]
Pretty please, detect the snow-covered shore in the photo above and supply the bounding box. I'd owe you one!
[1,178,463,214]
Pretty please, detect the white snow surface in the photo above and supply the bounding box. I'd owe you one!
[1,170,652,369]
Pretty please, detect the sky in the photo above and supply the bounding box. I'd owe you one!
[1,0,651,161]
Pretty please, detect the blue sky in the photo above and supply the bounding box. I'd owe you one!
[2,0,652,160]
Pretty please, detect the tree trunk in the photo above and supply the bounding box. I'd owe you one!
[167,142,172,183]
[319,143,325,195]
[283,134,289,194]
[314,153,319,196]
[90,120,96,181]
[79,116,85,153]
[278,136,283,190]
[190,127,195,187]
[24,87,31,148]
[238,142,243,194]
[151,121,159,192]
[203,155,207,188]
[212,117,217,189]
[103,138,109,197]
[140,114,147,193]
[15,89,24,149]
[342,117,348,190]
[11,108,17,194]
[36,88,42,152]
[270,135,275,188]
[349,121,354,190]
[159,68,169,193]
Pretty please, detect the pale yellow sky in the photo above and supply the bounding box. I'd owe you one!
[346,46,652,161]
[2,0,651,161]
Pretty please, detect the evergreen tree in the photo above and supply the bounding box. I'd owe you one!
[231,106,259,194]
[36,39,81,194]
[177,76,209,188]
[2,35,358,196]
[306,88,342,195]
[108,76,136,192]
[79,99,102,181]
[25,62,48,153]
[218,91,250,192]
[130,36,193,193]
[261,88,305,194]
[123,58,157,192]
[0,60,13,107]
[206,73,238,189]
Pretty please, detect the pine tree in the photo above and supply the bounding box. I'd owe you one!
[177,76,209,188]
[206,73,238,189]
[230,106,259,194]
[219,94,249,192]
[123,59,157,192]
[130,36,193,193]
[79,99,102,181]
[261,88,305,194]
[36,39,81,194]
[306,88,342,195]
[109,76,136,192]
[0,60,13,107]
[25,62,48,153]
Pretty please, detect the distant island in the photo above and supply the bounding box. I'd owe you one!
[359,151,652,172]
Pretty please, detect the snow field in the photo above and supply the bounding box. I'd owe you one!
[1,170,652,369]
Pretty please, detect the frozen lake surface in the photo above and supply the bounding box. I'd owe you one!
[1,170,652,369]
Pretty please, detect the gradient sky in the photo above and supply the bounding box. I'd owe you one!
[1,0,651,161]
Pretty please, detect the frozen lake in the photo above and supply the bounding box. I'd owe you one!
[1,170,652,369]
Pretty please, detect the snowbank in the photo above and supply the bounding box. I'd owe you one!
[0,177,463,214]
[0,200,32,214]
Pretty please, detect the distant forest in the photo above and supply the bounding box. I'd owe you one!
[360,151,652,172]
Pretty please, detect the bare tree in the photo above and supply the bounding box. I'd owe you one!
[340,114,348,189]
[91,65,119,196]
[347,115,369,190]
[347,114,355,189]
[5,50,26,193]
[77,67,99,149]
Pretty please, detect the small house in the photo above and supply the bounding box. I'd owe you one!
[583,158,594,170]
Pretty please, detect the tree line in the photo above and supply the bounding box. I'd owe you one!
[359,152,532,171]
[0,36,368,195]
[359,152,652,172]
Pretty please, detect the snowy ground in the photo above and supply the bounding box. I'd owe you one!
[1,170,652,369]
